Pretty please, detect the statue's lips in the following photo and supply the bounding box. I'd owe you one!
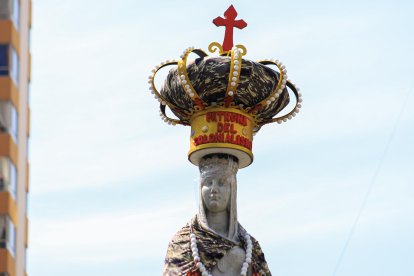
[209,196,219,201]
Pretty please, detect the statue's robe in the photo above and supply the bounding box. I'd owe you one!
[163,216,272,276]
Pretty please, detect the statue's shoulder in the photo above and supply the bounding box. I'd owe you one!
[169,222,191,245]
[251,236,272,276]
[238,226,273,276]
[164,220,195,276]
[249,235,261,250]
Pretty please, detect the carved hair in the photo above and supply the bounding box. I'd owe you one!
[199,154,239,176]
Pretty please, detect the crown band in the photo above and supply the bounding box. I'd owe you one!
[188,107,255,168]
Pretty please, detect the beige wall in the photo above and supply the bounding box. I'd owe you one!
[15,0,31,274]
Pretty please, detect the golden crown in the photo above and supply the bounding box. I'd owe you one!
[148,5,302,168]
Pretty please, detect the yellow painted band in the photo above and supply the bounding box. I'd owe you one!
[188,107,255,164]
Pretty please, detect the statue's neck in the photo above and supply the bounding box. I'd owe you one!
[206,210,229,237]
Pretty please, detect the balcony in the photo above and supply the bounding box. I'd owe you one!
[0,0,20,30]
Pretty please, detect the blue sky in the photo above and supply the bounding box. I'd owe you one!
[28,0,414,275]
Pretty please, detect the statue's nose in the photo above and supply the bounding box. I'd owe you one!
[211,180,219,193]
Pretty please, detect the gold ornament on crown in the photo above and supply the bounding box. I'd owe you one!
[147,6,302,168]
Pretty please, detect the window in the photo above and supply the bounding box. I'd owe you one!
[26,136,30,159]
[24,247,28,272]
[10,103,17,141]
[0,0,11,19]
[0,0,19,29]
[0,45,7,76]
[11,0,19,30]
[0,100,18,143]
[8,160,16,198]
[25,191,29,214]
[28,27,32,50]
[6,217,15,255]
[0,157,17,200]
[27,81,31,107]
[10,46,18,85]
[0,216,16,256]
[0,44,19,86]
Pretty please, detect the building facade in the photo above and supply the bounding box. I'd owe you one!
[0,0,31,275]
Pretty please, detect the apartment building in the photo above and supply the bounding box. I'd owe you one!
[0,0,31,275]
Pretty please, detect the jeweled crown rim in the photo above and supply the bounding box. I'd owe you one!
[148,43,303,132]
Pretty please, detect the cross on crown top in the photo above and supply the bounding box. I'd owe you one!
[213,5,248,52]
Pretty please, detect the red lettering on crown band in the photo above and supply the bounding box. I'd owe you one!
[205,112,248,127]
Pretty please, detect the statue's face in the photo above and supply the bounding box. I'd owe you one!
[201,168,232,213]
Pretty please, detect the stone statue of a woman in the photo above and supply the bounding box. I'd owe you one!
[163,154,272,276]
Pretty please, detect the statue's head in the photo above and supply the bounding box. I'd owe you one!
[198,154,239,240]
[199,154,238,213]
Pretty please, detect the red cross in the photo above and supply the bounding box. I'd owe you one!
[212,5,247,52]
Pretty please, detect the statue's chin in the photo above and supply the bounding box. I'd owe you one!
[205,201,227,212]
[207,206,226,213]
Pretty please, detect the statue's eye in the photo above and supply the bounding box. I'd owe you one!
[203,179,213,186]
